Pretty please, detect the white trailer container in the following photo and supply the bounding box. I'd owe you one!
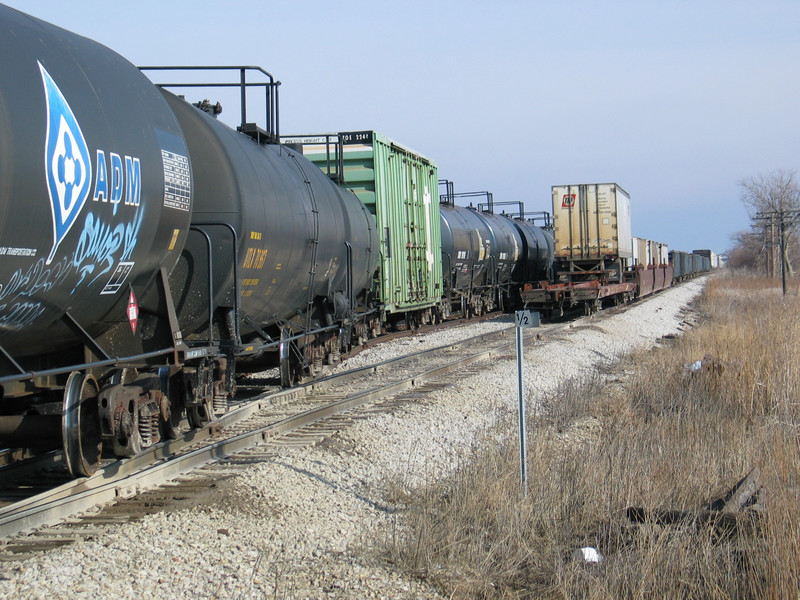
[631,236,669,267]
[631,236,648,267]
[551,183,632,261]
[656,242,670,266]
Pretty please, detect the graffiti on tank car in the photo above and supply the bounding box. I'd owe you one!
[0,256,71,302]
[0,301,47,330]
[39,61,143,276]
[0,257,72,330]
[72,207,144,291]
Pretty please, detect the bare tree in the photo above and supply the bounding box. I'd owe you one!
[739,169,800,285]
[726,229,761,271]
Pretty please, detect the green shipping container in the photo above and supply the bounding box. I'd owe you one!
[283,131,442,315]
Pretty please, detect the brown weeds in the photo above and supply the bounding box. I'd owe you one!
[388,273,800,599]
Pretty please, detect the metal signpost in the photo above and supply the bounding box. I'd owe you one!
[514,309,539,496]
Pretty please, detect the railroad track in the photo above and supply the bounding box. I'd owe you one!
[0,308,609,558]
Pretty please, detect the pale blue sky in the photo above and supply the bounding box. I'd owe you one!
[6,1,799,254]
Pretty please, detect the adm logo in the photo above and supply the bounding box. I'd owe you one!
[38,62,141,265]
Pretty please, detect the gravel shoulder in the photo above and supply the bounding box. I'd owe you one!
[0,278,706,599]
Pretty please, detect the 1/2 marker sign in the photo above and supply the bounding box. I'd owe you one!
[515,310,539,329]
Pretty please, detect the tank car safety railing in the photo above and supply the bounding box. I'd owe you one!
[189,222,241,351]
[457,191,494,213]
[138,66,281,144]
[526,211,553,229]
[479,200,524,218]
[438,180,496,213]
[344,242,355,319]
[438,179,456,206]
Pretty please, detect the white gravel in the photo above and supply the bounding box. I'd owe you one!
[333,319,514,371]
[0,278,706,599]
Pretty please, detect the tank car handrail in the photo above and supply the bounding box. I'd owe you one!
[481,200,525,219]
[438,182,496,212]
[452,191,493,213]
[438,179,456,205]
[190,222,242,349]
[525,211,553,229]
[0,348,176,385]
[139,65,281,141]
[139,65,277,76]
[189,226,215,345]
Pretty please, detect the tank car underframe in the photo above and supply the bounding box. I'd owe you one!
[444,282,514,319]
[272,306,382,388]
[0,270,232,477]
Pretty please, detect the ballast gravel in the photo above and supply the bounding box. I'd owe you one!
[0,278,706,599]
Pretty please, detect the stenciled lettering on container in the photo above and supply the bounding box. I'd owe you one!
[92,150,141,213]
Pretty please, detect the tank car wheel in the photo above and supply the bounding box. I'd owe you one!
[158,367,184,439]
[279,358,303,388]
[279,328,304,387]
[62,372,102,478]
[186,397,215,429]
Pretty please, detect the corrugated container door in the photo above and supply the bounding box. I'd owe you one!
[552,184,595,259]
[614,187,633,259]
[636,238,648,266]
[659,244,670,265]
[370,133,441,313]
[648,240,659,266]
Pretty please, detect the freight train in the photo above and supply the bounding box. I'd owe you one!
[0,5,711,477]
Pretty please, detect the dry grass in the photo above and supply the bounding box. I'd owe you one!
[386,273,800,599]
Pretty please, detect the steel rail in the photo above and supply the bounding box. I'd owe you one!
[0,317,578,540]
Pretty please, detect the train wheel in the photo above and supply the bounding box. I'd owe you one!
[186,397,215,429]
[280,356,303,387]
[158,367,183,439]
[279,328,304,387]
[62,372,102,478]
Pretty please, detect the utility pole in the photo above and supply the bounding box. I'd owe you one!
[754,209,800,296]
[780,210,787,295]
[763,216,775,278]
